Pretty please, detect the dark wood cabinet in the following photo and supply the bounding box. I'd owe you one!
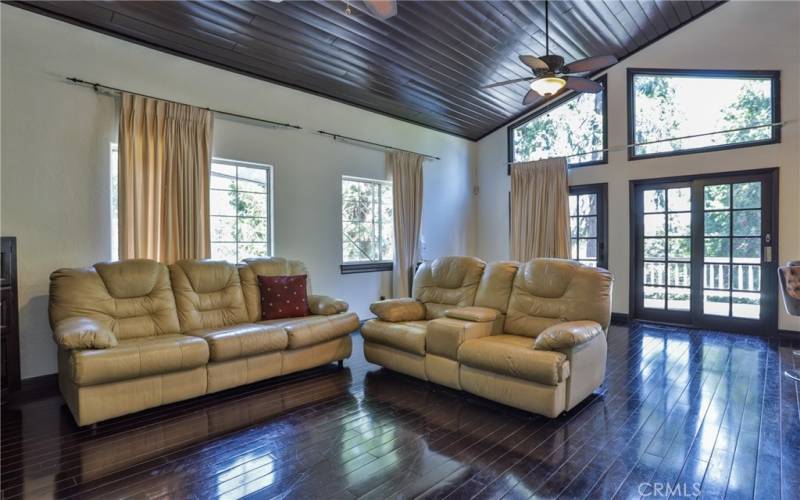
[2,236,20,398]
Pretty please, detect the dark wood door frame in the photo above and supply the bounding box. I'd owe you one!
[629,168,780,336]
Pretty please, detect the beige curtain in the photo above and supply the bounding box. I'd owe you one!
[510,157,570,261]
[119,93,213,263]
[390,151,424,297]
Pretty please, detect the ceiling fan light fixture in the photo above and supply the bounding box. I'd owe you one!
[530,76,566,96]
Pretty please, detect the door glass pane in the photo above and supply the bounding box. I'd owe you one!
[733,182,761,209]
[668,213,691,236]
[668,238,691,261]
[668,288,691,311]
[732,264,760,291]
[732,237,760,263]
[704,238,730,262]
[644,262,666,285]
[668,263,691,287]
[644,190,666,213]
[704,264,730,290]
[569,195,578,216]
[579,194,597,215]
[704,212,730,236]
[644,214,666,236]
[644,286,665,309]
[570,216,578,238]
[732,291,760,319]
[732,210,761,236]
[668,187,691,212]
[704,184,730,209]
[579,216,597,237]
[704,290,730,316]
[644,238,666,260]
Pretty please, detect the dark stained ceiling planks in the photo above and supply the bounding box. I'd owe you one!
[8,0,725,140]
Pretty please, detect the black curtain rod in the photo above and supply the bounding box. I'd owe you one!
[317,130,440,160]
[66,77,303,130]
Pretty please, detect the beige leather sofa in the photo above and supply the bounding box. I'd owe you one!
[49,257,358,426]
[362,256,612,417]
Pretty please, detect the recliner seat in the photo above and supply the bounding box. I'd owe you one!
[363,257,612,418]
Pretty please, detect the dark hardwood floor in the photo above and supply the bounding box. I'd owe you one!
[1,324,798,499]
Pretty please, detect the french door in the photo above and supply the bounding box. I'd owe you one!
[632,170,778,334]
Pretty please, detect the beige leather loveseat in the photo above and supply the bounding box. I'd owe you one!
[49,257,358,426]
[362,256,612,417]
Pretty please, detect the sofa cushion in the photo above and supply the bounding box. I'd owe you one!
[258,274,310,320]
[260,312,359,349]
[64,334,209,386]
[413,256,486,319]
[361,320,428,356]
[185,324,288,362]
[49,260,181,340]
[458,335,569,386]
[170,260,250,331]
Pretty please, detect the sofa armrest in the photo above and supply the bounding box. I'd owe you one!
[427,317,493,360]
[308,294,349,315]
[444,306,498,323]
[53,317,117,350]
[533,321,604,351]
[370,298,426,322]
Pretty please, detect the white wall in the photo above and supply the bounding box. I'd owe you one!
[476,1,800,332]
[0,5,477,379]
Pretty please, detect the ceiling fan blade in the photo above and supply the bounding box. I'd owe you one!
[565,76,603,93]
[519,55,548,71]
[523,89,544,106]
[362,0,397,19]
[563,54,618,74]
[482,77,534,89]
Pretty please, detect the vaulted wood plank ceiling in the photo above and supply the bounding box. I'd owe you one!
[10,0,724,140]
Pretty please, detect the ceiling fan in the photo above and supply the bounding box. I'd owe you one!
[483,0,618,106]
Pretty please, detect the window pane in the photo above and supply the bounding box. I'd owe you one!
[579,194,597,215]
[704,212,730,236]
[512,89,604,165]
[237,191,267,218]
[210,189,237,216]
[210,216,236,242]
[238,242,268,260]
[733,182,761,209]
[668,187,691,212]
[644,190,666,213]
[632,73,775,157]
[703,290,730,316]
[342,177,393,263]
[579,216,597,237]
[237,166,268,193]
[668,238,691,261]
[704,185,730,210]
[211,243,236,262]
[733,210,760,236]
[239,218,268,243]
[668,213,691,236]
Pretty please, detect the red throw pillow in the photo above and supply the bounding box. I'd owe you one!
[258,275,310,320]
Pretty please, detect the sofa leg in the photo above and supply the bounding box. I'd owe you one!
[338,360,344,369]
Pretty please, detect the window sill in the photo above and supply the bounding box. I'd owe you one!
[340,262,393,274]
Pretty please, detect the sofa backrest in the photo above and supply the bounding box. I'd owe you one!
[473,261,520,334]
[169,260,249,332]
[413,256,486,319]
[49,259,181,340]
[238,257,310,322]
[505,259,612,338]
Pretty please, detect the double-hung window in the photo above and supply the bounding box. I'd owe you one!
[509,75,607,170]
[210,159,273,263]
[341,176,393,273]
[628,69,780,159]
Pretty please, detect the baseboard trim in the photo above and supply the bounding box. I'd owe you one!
[610,313,630,325]
[3,373,58,405]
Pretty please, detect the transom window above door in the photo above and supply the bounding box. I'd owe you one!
[628,69,780,160]
[210,159,273,263]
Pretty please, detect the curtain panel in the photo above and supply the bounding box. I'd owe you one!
[389,151,424,297]
[118,93,213,263]
[510,158,571,262]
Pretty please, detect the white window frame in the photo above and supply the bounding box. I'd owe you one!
[210,157,274,262]
[340,175,394,273]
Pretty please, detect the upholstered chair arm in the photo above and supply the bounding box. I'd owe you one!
[53,317,118,350]
[533,321,604,351]
[369,298,426,322]
[444,306,499,323]
[427,317,494,360]
[308,294,349,315]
